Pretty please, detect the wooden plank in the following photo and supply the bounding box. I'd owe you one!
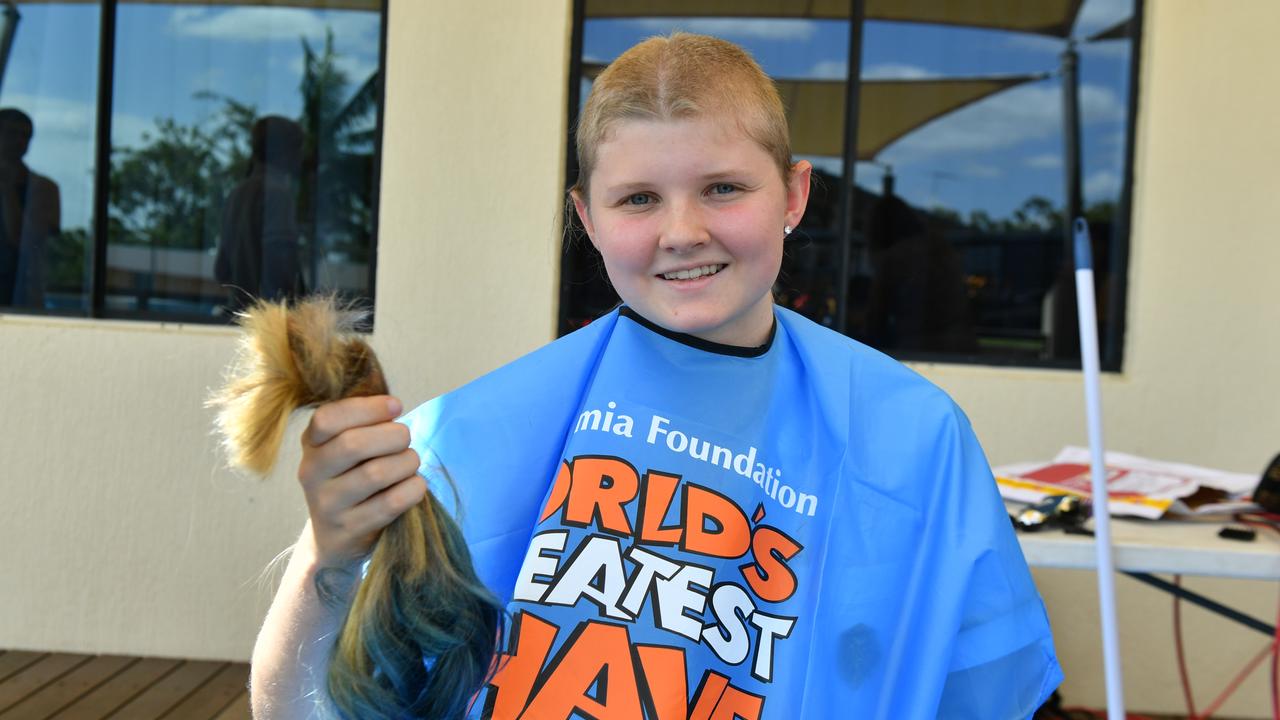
[0,653,45,684]
[102,660,223,719]
[158,663,248,719]
[56,658,182,720]
[0,655,135,720]
[0,653,91,713]
[212,689,251,720]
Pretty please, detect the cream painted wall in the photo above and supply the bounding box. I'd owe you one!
[910,2,1280,716]
[1,0,1276,715]
[0,0,573,662]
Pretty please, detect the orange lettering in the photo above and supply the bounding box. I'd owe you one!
[521,621,643,720]
[682,485,750,558]
[485,611,557,719]
[707,685,764,720]
[638,471,683,545]
[688,671,729,720]
[740,526,803,603]
[563,456,639,535]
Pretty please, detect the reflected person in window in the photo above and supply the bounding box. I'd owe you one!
[0,108,60,309]
[864,193,977,354]
[216,116,307,313]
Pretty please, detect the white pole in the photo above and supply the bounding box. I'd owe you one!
[1073,217,1126,719]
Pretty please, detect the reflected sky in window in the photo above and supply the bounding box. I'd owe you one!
[0,3,380,233]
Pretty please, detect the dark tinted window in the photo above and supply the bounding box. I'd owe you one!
[0,3,100,313]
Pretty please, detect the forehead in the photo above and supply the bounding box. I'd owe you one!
[591,116,774,181]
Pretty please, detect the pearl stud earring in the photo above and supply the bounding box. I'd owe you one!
[784,225,793,236]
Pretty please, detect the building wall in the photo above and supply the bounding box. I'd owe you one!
[1,0,1276,715]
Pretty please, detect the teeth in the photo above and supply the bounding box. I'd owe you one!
[663,264,723,280]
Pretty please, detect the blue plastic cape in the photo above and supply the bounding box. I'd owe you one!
[400,307,1061,720]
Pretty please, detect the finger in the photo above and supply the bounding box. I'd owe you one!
[300,421,411,488]
[341,474,429,540]
[304,395,403,447]
[321,448,422,513]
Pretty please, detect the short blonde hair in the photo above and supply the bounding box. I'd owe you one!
[574,32,792,198]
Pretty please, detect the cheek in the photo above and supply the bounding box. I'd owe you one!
[712,210,783,261]
[592,219,653,271]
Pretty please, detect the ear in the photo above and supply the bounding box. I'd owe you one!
[784,160,812,231]
[570,188,598,249]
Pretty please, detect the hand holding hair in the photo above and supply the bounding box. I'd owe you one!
[209,296,501,720]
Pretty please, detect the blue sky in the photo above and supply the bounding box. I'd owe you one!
[0,3,381,232]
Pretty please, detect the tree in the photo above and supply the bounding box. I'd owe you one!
[299,30,379,265]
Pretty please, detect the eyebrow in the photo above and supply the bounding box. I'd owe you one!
[602,182,654,196]
[602,169,758,196]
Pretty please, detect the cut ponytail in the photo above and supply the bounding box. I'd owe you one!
[209,296,502,719]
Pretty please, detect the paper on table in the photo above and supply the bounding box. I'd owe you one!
[994,446,1259,519]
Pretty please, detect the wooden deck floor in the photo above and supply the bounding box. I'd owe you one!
[0,651,249,719]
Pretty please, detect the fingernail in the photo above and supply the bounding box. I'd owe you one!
[388,397,403,416]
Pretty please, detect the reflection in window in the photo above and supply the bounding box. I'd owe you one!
[0,2,100,312]
[851,1,1136,367]
[562,1,1139,369]
[108,3,383,318]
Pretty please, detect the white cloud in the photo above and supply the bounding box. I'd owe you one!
[808,60,847,80]
[879,90,1051,162]
[633,18,817,41]
[1078,84,1125,124]
[862,63,936,80]
[805,61,940,81]
[1084,169,1120,201]
[168,7,378,43]
[1025,153,1062,169]
[880,81,1124,163]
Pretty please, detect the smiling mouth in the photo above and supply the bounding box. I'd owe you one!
[660,264,726,281]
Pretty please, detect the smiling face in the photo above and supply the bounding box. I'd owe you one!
[574,116,811,347]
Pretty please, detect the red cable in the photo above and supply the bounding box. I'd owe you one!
[1172,574,1198,717]
[1195,642,1276,718]
[1271,586,1279,720]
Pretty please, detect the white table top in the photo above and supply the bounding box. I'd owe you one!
[1016,516,1280,580]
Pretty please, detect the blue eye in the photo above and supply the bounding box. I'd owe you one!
[710,183,738,196]
[624,193,653,206]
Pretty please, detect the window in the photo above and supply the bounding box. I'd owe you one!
[562,0,1140,370]
[0,1,385,322]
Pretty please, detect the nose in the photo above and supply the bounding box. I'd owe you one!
[658,199,710,254]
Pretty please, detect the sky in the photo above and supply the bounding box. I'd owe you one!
[2,0,1133,234]
[0,2,381,232]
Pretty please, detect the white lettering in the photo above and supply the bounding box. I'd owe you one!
[511,530,568,603]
